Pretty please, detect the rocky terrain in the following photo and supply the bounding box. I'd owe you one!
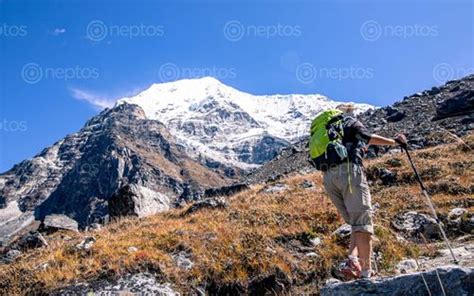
[0,77,372,245]
[0,135,472,295]
[0,103,233,244]
[246,75,474,184]
[0,75,473,295]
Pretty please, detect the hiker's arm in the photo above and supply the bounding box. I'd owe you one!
[352,122,406,147]
[369,134,407,147]
[368,134,396,146]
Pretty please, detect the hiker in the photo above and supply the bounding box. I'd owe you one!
[309,103,407,279]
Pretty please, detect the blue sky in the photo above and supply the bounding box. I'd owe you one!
[0,0,473,172]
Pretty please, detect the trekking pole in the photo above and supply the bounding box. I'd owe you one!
[414,256,432,296]
[403,147,458,264]
[420,233,447,296]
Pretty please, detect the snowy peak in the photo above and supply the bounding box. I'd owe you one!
[118,77,373,169]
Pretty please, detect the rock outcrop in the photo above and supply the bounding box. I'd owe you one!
[183,197,228,215]
[40,214,79,233]
[321,266,473,296]
[246,75,474,184]
[109,184,170,218]
[0,103,231,239]
[54,273,179,296]
[392,211,439,240]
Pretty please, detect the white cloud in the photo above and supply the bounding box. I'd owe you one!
[50,28,66,36]
[69,88,115,110]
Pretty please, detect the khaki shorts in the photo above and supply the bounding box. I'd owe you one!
[323,163,374,234]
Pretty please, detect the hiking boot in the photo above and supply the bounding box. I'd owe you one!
[339,257,362,280]
[360,269,376,280]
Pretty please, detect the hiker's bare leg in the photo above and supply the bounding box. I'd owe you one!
[354,231,372,271]
[349,232,358,257]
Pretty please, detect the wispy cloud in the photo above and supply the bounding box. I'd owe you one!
[49,28,66,36]
[69,88,116,110]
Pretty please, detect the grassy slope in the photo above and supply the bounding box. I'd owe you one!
[1,135,472,295]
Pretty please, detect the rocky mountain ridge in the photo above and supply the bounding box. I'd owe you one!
[0,103,232,243]
[246,75,474,184]
[0,77,372,243]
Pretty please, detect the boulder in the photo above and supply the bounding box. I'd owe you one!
[448,208,468,225]
[183,197,228,215]
[247,268,291,296]
[53,273,179,295]
[204,183,249,198]
[0,249,21,264]
[75,236,96,251]
[321,266,473,296]
[332,224,352,239]
[396,259,418,274]
[263,183,289,194]
[392,211,439,239]
[109,184,170,218]
[128,246,138,253]
[14,231,48,251]
[379,168,397,186]
[461,214,474,234]
[172,251,194,270]
[310,237,322,247]
[434,89,474,120]
[41,214,79,233]
[387,111,406,122]
[384,106,399,116]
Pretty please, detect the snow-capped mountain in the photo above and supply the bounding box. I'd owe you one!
[118,77,373,169]
[0,76,373,240]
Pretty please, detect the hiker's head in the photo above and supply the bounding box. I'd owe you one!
[336,103,356,114]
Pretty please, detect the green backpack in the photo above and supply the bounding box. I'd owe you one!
[309,109,349,170]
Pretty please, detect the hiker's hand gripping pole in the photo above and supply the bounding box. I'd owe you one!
[403,147,458,264]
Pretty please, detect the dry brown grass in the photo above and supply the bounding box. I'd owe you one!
[0,134,472,295]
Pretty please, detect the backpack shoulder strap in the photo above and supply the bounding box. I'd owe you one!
[342,115,358,128]
[325,114,344,130]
